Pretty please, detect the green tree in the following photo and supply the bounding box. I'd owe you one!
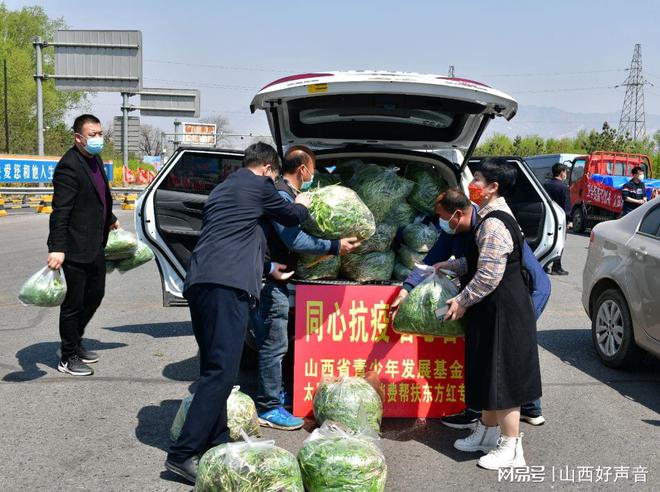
[0,4,87,155]
[475,133,513,156]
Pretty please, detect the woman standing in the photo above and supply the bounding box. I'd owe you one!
[436,157,542,470]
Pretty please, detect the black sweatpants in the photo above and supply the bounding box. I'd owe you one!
[168,283,251,463]
[59,251,106,361]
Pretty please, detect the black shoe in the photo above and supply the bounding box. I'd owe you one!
[441,409,481,429]
[551,268,569,276]
[78,346,99,364]
[520,412,546,426]
[165,456,198,484]
[57,355,94,376]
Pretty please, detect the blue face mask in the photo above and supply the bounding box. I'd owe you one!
[84,136,104,155]
[300,166,313,191]
[438,211,458,235]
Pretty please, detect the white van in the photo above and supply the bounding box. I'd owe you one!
[136,71,566,305]
[525,153,581,183]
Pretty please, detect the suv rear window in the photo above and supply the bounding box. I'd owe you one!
[160,152,242,195]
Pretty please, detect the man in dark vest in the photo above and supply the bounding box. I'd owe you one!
[166,143,311,484]
[48,114,119,377]
[254,146,361,430]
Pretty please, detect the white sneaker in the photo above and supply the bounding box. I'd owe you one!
[478,433,526,470]
[454,420,500,453]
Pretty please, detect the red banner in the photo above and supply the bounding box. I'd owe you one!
[293,284,466,419]
[585,179,623,214]
[123,166,135,184]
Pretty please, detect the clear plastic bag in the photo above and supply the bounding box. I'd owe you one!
[401,223,440,253]
[18,266,67,307]
[295,254,341,281]
[313,376,383,433]
[351,164,414,222]
[115,242,155,273]
[104,228,138,260]
[298,421,387,492]
[195,431,304,492]
[340,250,395,282]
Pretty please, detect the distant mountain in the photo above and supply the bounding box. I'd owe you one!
[486,105,660,139]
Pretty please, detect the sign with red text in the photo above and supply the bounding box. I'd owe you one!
[293,284,466,418]
[585,179,623,214]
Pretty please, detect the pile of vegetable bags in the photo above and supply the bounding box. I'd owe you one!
[394,223,439,280]
[104,229,154,273]
[195,432,303,492]
[298,421,387,492]
[170,386,261,443]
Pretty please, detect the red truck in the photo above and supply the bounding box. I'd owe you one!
[566,151,655,232]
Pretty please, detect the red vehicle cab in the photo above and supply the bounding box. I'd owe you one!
[568,151,653,232]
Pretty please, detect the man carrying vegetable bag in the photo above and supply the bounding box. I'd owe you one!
[391,187,549,428]
[254,146,361,430]
[47,114,119,377]
[166,143,311,484]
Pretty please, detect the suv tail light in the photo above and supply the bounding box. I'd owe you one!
[589,231,595,246]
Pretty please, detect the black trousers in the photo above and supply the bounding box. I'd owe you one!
[59,251,106,361]
[168,283,250,463]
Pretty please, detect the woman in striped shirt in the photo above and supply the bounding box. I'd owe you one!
[435,158,542,470]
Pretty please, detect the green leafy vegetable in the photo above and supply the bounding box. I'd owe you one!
[311,172,341,188]
[298,423,387,492]
[351,164,414,222]
[170,387,261,443]
[18,266,67,307]
[304,185,376,240]
[313,377,383,433]
[116,242,155,273]
[196,440,303,492]
[393,274,465,337]
[405,163,448,216]
[105,261,117,274]
[334,159,364,182]
[104,228,138,260]
[354,223,397,254]
[397,245,426,269]
[392,262,412,282]
[384,201,419,229]
[340,251,395,283]
[296,254,341,281]
[402,223,440,253]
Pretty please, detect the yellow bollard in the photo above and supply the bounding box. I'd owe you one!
[37,195,53,214]
[0,196,7,217]
[121,193,137,211]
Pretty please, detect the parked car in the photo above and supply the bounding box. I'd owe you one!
[135,71,566,306]
[525,153,582,183]
[582,197,660,368]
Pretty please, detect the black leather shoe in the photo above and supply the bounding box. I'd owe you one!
[551,268,569,276]
[165,456,198,484]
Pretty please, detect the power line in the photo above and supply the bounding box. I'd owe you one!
[513,85,618,94]
[473,68,626,78]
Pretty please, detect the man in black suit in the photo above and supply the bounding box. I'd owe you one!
[47,114,119,376]
[543,163,572,275]
[166,142,311,483]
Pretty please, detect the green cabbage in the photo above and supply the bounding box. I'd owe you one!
[298,424,387,492]
[296,254,341,281]
[170,387,261,443]
[397,245,426,269]
[115,242,155,273]
[304,185,376,240]
[104,228,138,260]
[313,377,383,433]
[340,251,395,282]
[351,164,414,222]
[393,274,465,337]
[392,262,412,282]
[18,266,67,307]
[354,223,397,254]
[405,163,448,216]
[384,201,419,229]
[402,223,439,253]
[196,440,303,492]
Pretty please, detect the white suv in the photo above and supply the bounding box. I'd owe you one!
[136,71,566,305]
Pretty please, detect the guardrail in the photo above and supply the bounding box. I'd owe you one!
[0,187,145,195]
[0,187,145,214]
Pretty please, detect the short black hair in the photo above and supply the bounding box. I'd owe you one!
[552,163,567,177]
[435,186,471,214]
[477,157,517,198]
[283,146,315,174]
[72,114,101,134]
[243,142,281,173]
[631,166,643,175]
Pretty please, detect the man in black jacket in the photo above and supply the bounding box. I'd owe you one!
[543,163,571,275]
[166,142,310,484]
[47,114,118,377]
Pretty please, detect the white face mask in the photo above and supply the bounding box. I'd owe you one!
[638,174,645,181]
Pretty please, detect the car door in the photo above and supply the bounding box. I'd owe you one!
[624,202,660,341]
[136,148,244,306]
[468,157,564,266]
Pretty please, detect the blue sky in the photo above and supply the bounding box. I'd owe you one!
[8,0,660,136]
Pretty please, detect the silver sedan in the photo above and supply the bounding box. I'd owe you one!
[582,197,660,368]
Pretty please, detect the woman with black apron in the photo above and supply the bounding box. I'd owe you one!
[436,158,542,470]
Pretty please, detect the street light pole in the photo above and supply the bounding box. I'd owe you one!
[33,37,45,156]
[3,59,9,153]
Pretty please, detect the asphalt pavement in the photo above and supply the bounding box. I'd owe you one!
[0,209,658,491]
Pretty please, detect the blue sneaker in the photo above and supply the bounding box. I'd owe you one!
[258,406,304,430]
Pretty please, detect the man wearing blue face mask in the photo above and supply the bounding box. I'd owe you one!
[47,114,119,376]
[253,146,362,430]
